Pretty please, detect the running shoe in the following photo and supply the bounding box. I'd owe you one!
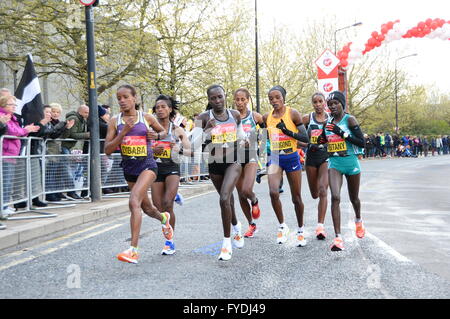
[296,233,307,247]
[277,225,289,244]
[161,212,174,240]
[244,224,257,238]
[251,200,261,220]
[232,222,244,248]
[330,237,344,251]
[161,240,176,255]
[117,248,139,264]
[315,225,327,240]
[174,193,184,206]
[355,221,365,238]
[218,247,232,261]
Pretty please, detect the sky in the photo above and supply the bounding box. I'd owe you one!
[257,0,450,94]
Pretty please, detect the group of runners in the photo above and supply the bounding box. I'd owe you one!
[104,84,366,264]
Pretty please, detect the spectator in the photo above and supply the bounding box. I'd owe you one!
[431,137,436,156]
[0,95,39,215]
[61,105,90,199]
[413,136,420,156]
[422,136,429,157]
[44,103,75,201]
[384,132,392,157]
[363,134,371,159]
[443,135,449,155]
[436,135,443,155]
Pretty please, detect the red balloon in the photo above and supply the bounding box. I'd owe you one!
[418,22,425,29]
[377,34,385,42]
[368,38,377,47]
[430,22,438,30]
[411,28,419,37]
[371,31,379,38]
[423,26,430,34]
[340,60,348,67]
[425,18,432,26]
[387,21,394,29]
[341,51,348,59]
[381,26,388,34]
[365,44,372,52]
[343,45,350,53]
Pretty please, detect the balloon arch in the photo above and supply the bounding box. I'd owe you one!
[337,18,450,68]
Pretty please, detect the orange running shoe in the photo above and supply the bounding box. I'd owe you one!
[161,212,173,240]
[315,225,327,240]
[117,248,139,264]
[251,200,261,220]
[355,221,365,238]
[330,237,344,251]
[244,224,257,238]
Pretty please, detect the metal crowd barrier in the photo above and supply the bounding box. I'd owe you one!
[1,136,57,220]
[43,138,90,207]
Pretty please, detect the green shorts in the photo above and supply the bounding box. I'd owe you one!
[328,155,361,176]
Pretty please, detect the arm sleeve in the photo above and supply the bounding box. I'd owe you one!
[346,125,365,148]
[282,124,309,143]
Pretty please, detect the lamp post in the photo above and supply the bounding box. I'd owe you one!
[334,22,362,111]
[394,53,417,134]
[254,0,260,113]
[334,22,363,54]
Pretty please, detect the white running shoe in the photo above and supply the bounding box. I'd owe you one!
[161,240,176,255]
[218,247,232,261]
[296,232,307,247]
[232,222,244,249]
[277,225,289,244]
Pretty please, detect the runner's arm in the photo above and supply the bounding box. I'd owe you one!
[346,116,365,148]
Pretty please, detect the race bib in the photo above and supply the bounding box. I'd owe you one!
[153,140,171,159]
[310,128,323,144]
[121,136,147,157]
[270,130,295,152]
[327,134,347,153]
[211,123,237,144]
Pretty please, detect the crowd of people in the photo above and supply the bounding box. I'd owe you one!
[363,132,449,158]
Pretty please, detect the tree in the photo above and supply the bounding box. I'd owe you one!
[0,0,159,100]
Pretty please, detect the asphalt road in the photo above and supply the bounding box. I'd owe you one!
[1,155,449,299]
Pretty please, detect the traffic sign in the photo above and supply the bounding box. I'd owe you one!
[79,0,96,6]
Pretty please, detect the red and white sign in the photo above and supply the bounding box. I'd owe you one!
[79,0,96,6]
[315,49,340,76]
[315,49,339,100]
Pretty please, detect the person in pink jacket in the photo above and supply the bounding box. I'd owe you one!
[0,95,39,216]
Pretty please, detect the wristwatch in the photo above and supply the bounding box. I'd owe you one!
[343,132,349,139]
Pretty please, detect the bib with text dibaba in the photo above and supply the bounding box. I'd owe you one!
[121,136,147,157]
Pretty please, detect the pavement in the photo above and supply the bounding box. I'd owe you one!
[0,181,216,251]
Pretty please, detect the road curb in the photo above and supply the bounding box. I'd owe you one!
[0,182,215,251]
